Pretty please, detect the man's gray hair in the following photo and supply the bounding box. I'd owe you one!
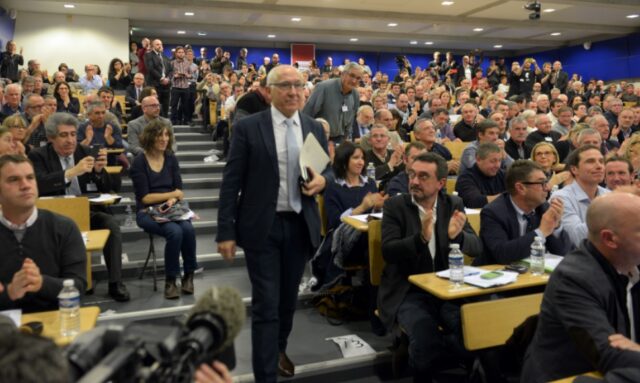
[357,104,373,115]
[45,112,79,138]
[588,114,608,128]
[341,62,363,74]
[577,128,601,145]
[509,116,528,130]
[86,100,105,114]
[4,83,21,94]
[413,117,433,134]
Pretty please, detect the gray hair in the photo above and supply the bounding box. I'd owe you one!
[45,112,79,138]
[4,83,21,94]
[413,117,433,134]
[357,104,373,115]
[86,100,105,114]
[588,114,608,128]
[266,65,302,87]
[520,109,536,120]
[577,128,601,145]
[341,62,363,74]
[509,116,528,130]
[477,142,501,159]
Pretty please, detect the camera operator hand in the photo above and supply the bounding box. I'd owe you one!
[194,361,232,383]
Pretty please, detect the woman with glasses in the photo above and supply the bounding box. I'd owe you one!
[2,114,27,155]
[530,142,572,189]
[54,81,80,115]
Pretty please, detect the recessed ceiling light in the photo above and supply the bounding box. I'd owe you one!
[197,32,207,36]
[441,1,455,5]
[387,22,398,27]
[184,11,194,16]
[291,17,301,22]
[424,41,434,45]
[627,14,639,19]
[473,28,484,32]
[543,8,555,13]
[493,44,503,48]
[177,30,186,34]
[550,32,562,36]
[349,38,359,42]
[64,4,75,8]
[410,41,418,45]
[267,34,276,38]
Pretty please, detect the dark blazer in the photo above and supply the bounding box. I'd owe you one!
[504,138,531,161]
[521,241,640,383]
[56,97,80,115]
[377,193,482,330]
[351,120,370,141]
[476,193,572,265]
[28,143,112,197]
[455,164,506,209]
[216,109,330,251]
[143,51,173,88]
[554,70,569,93]
[125,84,143,106]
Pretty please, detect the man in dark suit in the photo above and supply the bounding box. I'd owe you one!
[379,152,482,382]
[216,65,330,383]
[505,116,532,160]
[125,72,145,108]
[351,104,373,143]
[477,160,571,265]
[521,192,640,383]
[550,61,569,94]
[28,112,129,302]
[144,39,172,117]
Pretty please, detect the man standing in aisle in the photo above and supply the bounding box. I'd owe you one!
[217,65,330,382]
[144,39,172,117]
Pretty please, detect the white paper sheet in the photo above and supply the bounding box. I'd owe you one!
[326,334,376,358]
[88,194,122,203]
[350,212,383,223]
[299,133,331,181]
[0,309,21,326]
[436,266,519,288]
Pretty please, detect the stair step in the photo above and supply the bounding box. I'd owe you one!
[121,175,223,192]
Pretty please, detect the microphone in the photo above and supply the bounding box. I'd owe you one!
[182,286,245,362]
[0,314,16,336]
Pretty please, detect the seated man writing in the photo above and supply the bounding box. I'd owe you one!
[0,154,86,313]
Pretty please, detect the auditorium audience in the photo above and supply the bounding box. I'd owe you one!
[130,119,197,299]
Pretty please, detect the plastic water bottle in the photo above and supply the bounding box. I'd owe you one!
[366,162,376,181]
[124,205,135,227]
[448,244,464,287]
[59,279,81,339]
[530,236,546,276]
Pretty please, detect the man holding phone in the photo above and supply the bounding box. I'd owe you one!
[28,113,129,302]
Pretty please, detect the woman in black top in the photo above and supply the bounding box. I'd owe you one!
[107,58,132,90]
[54,81,80,115]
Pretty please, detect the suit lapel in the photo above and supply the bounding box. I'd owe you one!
[259,110,278,175]
[503,195,523,236]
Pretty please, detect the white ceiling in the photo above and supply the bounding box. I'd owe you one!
[3,0,640,54]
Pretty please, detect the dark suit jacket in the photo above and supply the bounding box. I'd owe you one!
[28,143,112,197]
[476,193,572,265]
[521,241,640,383]
[216,109,330,251]
[554,70,569,93]
[125,84,143,106]
[351,120,370,141]
[377,193,482,330]
[143,51,173,88]
[504,138,531,161]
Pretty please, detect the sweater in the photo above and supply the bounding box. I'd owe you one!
[323,177,377,231]
[455,164,506,208]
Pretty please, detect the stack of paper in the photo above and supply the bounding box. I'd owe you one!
[350,212,383,223]
[436,266,519,288]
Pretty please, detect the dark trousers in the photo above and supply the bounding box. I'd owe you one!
[136,212,198,279]
[244,212,310,383]
[396,290,469,377]
[170,87,188,124]
[157,85,171,118]
[90,210,122,283]
[186,83,196,123]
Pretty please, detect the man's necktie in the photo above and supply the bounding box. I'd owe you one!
[523,212,536,233]
[64,156,82,196]
[285,118,302,213]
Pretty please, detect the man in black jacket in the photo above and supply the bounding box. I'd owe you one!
[379,152,482,382]
[144,39,172,117]
[28,113,129,302]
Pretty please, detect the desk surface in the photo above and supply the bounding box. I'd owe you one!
[552,372,603,382]
[84,229,110,252]
[22,306,100,346]
[105,148,125,154]
[341,216,370,232]
[409,265,549,300]
[105,165,123,174]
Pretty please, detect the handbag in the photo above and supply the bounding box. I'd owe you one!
[146,200,193,222]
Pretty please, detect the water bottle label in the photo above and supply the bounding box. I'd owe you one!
[59,296,80,309]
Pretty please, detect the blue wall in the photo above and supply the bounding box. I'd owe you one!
[513,33,640,82]
[0,8,16,49]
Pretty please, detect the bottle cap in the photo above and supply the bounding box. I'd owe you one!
[449,243,460,249]
[63,279,74,287]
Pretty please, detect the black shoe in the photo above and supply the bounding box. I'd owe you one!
[108,282,130,302]
[181,273,194,295]
[165,279,179,299]
[278,352,295,378]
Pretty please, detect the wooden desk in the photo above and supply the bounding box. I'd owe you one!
[22,306,100,346]
[552,372,603,382]
[105,148,125,154]
[106,165,123,174]
[409,265,549,300]
[84,229,110,252]
[341,215,370,232]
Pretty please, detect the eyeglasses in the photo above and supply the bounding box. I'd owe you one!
[535,151,554,157]
[408,171,431,182]
[521,179,550,187]
[270,82,304,90]
[8,125,25,129]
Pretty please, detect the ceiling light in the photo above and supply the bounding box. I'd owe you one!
[410,41,418,45]
[184,12,194,16]
[543,8,555,13]
[177,30,186,34]
[424,41,434,45]
[550,32,561,36]
[473,28,484,32]
[627,14,639,19]
[493,44,503,48]
[267,34,276,38]
[197,32,207,36]
[441,1,455,5]
[291,17,301,22]
[64,4,75,8]
[349,38,359,42]
[387,22,398,27]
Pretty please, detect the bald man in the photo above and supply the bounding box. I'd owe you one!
[522,192,640,382]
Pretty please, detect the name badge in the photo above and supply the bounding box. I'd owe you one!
[544,137,553,142]
[86,183,98,192]
[342,105,348,112]
[40,141,47,147]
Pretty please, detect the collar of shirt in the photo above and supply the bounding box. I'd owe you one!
[0,207,38,231]
[411,194,438,223]
[271,105,301,129]
[568,181,608,203]
[336,175,369,188]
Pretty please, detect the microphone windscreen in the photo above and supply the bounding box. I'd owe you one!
[0,314,16,336]
[187,286,245,353]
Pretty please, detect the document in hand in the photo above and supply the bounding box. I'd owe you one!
[436,266,519,288]
[299,133,331,182]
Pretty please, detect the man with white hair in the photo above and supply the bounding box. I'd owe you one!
[78,64,103,93]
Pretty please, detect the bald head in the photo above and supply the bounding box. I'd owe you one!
[587,193,634,243]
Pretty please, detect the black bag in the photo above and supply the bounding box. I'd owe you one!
[312,283,368,325]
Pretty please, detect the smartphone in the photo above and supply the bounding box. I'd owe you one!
[480,271,504,280]
[505,263,529,274]
[159,202,170,211]
[90,144,102,158]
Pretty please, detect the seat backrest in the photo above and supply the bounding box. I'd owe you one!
[36,196,90,232]
[209,100,218,126]
[444,141,470,161]
[368,219,384,286]
[446,177,457,195]
[461,293,543,351]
